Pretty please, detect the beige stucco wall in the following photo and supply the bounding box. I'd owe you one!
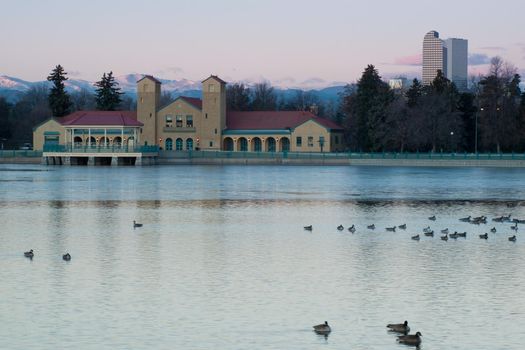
[201,77,226,150]
[157,99,200,150]
[137,78,161,146]
[290,120,333,152]
[33,119,65,151]
[221,134,292,152]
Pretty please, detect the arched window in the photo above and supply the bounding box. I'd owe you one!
[239,137,248,151]
[175,138,183,151]
[165,138,173,151]
[281,137,290,152]
[252,137,262,152]
[88,137,96,147]
[186,138,193,150]
[267,137,276,152]
[113,136,122,147]
[223,137,234,151]
[74,136,83,147]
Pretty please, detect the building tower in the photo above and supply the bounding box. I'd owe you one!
[444,38,468,91]
[137,75,161,146]
[201,75,226,150]
[422,31,445,86]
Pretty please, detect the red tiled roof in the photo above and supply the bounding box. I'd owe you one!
[59,111,142,127]
[225,111,343,131]
[202,75,227,84]
[179,96,202,110]
[137,75,161,84]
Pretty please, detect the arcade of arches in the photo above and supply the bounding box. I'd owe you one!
[222,137,291,152]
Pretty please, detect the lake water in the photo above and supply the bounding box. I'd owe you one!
[1,164,524,350]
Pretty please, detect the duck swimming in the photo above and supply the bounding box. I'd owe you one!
[24,249,34,258]
[313,321,331,335]
[386,226,396,232]
[348,225,356,233]
[428,215,436,221]
[304,225,313,231]
[62,253,71,261]
[509,235,517,242]
[133,220,143,228]
[337,225,344,231]
[411,235,420,241]
[387,320,410,334]
[397,332,422,346]
[479,233,488,239]
[367,224,375,230]
[398,224,407,230]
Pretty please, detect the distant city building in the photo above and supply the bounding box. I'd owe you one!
[422,30,468,90]
[444,38,468,91]
[422,31,445,86]
[389,77,409,91]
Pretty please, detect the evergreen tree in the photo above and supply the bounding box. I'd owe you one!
[94,71,123,110]
[405,79,423,107]
[47,64,72,117]
[343,65,392,151]
[0,97,11,142]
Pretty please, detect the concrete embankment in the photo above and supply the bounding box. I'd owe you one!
[0,157,41,164]
[158,157,525,167]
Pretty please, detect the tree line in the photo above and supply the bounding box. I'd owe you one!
[0,65,132,147]
[341,57,525,153]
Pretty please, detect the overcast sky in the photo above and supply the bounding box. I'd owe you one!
[1,0,524,85]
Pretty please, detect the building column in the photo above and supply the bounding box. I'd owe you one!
[135,156,142,166]
[104,128,107,148]
[88,129,91,148]
[88,156,95,166]
[63,157,71,166]
[111,156,118,166]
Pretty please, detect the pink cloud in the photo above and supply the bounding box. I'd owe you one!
[393,54,422,66]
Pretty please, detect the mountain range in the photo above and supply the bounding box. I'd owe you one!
[0,74,347,104]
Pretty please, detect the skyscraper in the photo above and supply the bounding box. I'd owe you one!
[422,30,468,90]
[422,31,445,86]
[444,38,468,91]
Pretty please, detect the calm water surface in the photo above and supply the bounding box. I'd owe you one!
[1,164,524,350]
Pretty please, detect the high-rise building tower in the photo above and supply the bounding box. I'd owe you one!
[444,38,468,91]
[422,30,445,86]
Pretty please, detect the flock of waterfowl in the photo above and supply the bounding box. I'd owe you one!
[22,221,144,261]
[305,213,521,242]
[313,320,422,346]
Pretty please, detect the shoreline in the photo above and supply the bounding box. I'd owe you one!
[3,156,525,168]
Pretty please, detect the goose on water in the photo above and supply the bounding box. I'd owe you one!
[62,253,71,261]
[511,223,518,231]
[387,320,410,334]
[509,235,517,242]
[367,224,375,230]
[441,234,448,241]
[441,228,449,234]
[348,225,356,233]
[479,233,488,240]
[424,231,434,237]
[428,215,436,221]
[386,226,396,232]
[337,225,344,231]
[457,231,467,238]
[397,332,422,346]
[133,220,143,228]
[411,234,420,241]
[24,249,34,258]
[460,215,471,222]
[313,321,331,335]
[449,232,459,239]
[423,226,432,233]
[304,225,313,231]
[490,227,497,233]
[398,224,407,230]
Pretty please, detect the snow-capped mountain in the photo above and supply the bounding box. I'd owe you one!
[0,74,347,103]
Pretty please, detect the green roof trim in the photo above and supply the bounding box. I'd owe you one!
[223,129,291,135]
[44,131,61,135]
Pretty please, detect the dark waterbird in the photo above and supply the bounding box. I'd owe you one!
[428,215,436,221]
[449,232,459,239]
[441,228,449,234]
[511,223,518,231]
[386,226,396,232]
[313,321,331,335]
[133,220,143,228]
[397,332,422,346]
[24,249,34,258]
[348,225,356,233]
[479,233,488,240]
[304,225,313,231]
[509,235,517,242]
[460,216,471,222]
[490,227,497,233]
[367,224,375,230]
[457,231,467,238]
[441,234,448,241]
[423,226,432,233]
[398,224,407,230]
[387,320,410,334]
[411,234,420,241]
[62,253,71,261]
[424,230,434,237]
[337,225,344,231]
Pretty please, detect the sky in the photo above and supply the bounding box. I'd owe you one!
[1,0,525,87]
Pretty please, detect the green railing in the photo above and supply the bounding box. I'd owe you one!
[158,150,525,161]
[42,144,159,153]
[0,150,43,158]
